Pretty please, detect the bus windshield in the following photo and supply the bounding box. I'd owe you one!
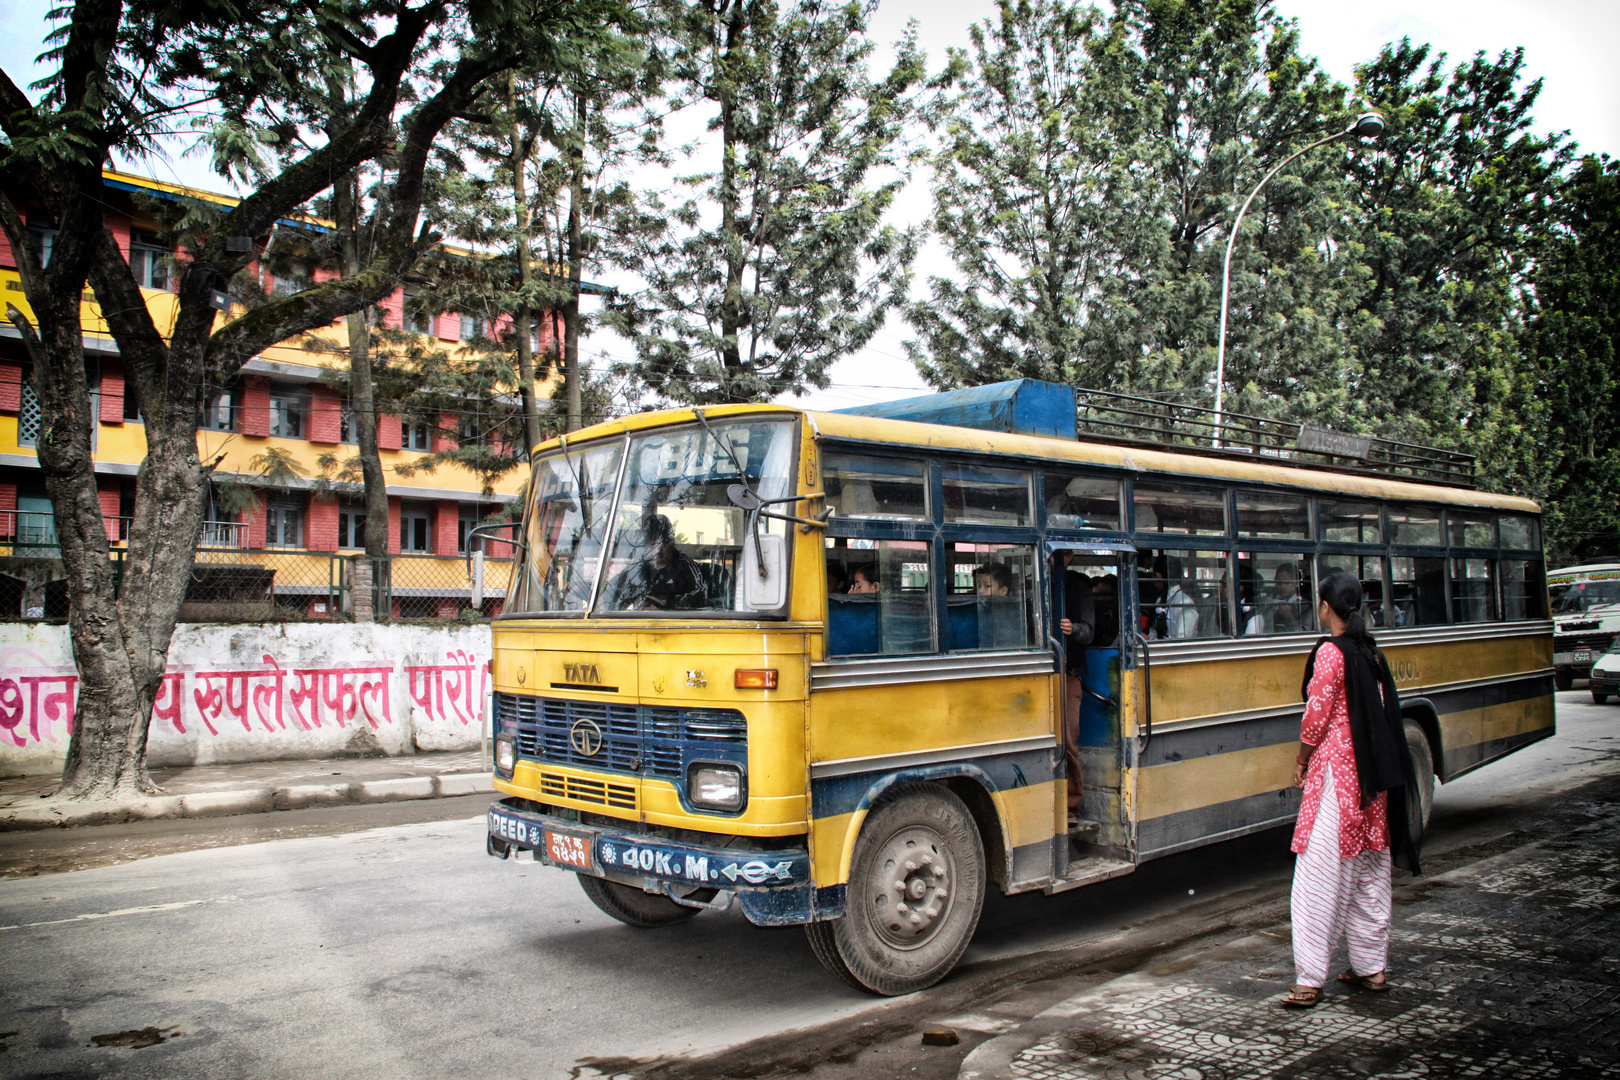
[511,441,623,613]
[598,417,796,614]
[1551,579,1620,614]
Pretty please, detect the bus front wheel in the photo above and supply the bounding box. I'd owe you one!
[805,783,986,996]
[577,873,701,928]
[1555,669,1573,691]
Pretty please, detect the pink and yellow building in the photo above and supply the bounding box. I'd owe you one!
[0,170,572,620]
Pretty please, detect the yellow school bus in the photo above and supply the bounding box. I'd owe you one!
[483,380,1553,995]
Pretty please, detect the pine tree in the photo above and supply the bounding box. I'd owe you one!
[1526,155,1620,562]
[604,0,926,404]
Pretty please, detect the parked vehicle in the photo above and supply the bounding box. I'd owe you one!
[1547,562,1620,689]
[482,379,1553,995]
[1589,643,1620,704]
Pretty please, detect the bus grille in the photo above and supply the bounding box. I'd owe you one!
[496,693,748,781]
[1556,632,1616,652]
[538,771,637,810]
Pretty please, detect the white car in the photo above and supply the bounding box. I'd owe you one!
[1591,644,1620,705]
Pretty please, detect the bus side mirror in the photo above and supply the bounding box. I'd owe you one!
[742,534,787,610]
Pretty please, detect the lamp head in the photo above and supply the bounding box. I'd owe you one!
[1352,112,1385,139]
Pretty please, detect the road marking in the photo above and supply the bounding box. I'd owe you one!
[0,895,239,931]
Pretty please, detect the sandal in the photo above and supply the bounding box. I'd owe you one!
[1338,970,1390,992]
[1282,985,1321,1008]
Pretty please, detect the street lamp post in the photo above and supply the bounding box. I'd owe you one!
[1212,112,1384,447]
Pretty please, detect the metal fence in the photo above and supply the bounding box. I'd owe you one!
[368,551,513,621]
[0,508,512,623]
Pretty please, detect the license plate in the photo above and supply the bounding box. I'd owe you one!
[1574,651,1593,664]
[488,807,542,849]
[545,829,593,870]
[597,837,802,887]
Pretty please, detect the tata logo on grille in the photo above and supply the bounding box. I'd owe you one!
[569,718,604,757]
[563,662,601,684]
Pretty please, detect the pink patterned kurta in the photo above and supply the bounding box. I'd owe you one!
[1292,644,1389,858]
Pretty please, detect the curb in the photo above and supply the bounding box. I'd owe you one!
[0,771,495,831]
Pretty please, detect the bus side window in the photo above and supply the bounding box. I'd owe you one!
[947,542,1038,651]
[825,539,934,657]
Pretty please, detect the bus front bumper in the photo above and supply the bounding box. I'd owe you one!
[486,798,832,925]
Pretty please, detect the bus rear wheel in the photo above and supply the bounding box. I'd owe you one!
[805,783,985,996]
[1404,719,1436,830]
[577,873,701,928]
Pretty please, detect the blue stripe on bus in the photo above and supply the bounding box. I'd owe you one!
[1139,670,1553,770]
[1137,786,1303,859]
[809,745,1058,820]
[1138,712,1302,768]
[1441,725,1554,781]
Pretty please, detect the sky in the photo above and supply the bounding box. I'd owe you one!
[1,0,1615,412]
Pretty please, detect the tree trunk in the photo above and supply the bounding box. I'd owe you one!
[563,90,588,432]
[510,101,544,455]
[24,281,156,798]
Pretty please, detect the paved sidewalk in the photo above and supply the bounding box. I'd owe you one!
[0,750,493,830]
[959,789,1620,1080]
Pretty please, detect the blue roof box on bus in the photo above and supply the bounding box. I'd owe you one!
[834,379,1077,439]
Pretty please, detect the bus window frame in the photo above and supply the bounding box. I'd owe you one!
[822,445,1069,661]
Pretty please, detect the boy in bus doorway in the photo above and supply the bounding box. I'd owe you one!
[1057,552,1096,829]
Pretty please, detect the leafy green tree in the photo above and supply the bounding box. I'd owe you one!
[909,0,1364,420]
[1526,155,1620,562]
[1347,40,1571,487]
[605,0,926,405]
[0,0,616,799]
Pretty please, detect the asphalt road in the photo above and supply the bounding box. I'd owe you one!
[0,691,1615,1080]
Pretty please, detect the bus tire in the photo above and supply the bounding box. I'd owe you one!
[1555,669,1573,691]
[1403,719,1436,830]
[576,873,700,928]
[805,783,985,996]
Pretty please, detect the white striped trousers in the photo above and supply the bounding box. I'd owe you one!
[1290,764,1392,988]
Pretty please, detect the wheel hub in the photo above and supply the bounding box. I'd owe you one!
[867,826,953,949]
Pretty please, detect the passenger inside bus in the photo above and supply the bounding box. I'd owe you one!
[602,513,708,611]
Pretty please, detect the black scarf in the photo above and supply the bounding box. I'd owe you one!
[1303,636,1423,874]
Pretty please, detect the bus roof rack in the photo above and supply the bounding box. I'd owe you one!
[835,379,1477,489]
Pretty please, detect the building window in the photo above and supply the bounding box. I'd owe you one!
[18,378,41,447]
[403,420,431,451]
[338,501,367,549]
[203,382,237,432]
[458,511,484,554]
[339,396,358,445]
[265,498,303,548]
[400,502,432,553]
[129,229,170,290]
[269,384,304,438]
[403,288,432,335]
[459,312,484,342]
[267,264,311,298]
[25,222,56,267]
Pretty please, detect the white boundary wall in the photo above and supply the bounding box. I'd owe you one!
[0,622,490,776]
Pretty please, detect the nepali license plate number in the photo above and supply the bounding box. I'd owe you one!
[488,808,541,849]
[1574,651,1594,664]
[544,829,592,870]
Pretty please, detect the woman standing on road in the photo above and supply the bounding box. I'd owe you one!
[1284,572,1422,1008]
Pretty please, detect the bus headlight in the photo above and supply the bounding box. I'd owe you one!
[687,762,745,812]
[494,736,516,778]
